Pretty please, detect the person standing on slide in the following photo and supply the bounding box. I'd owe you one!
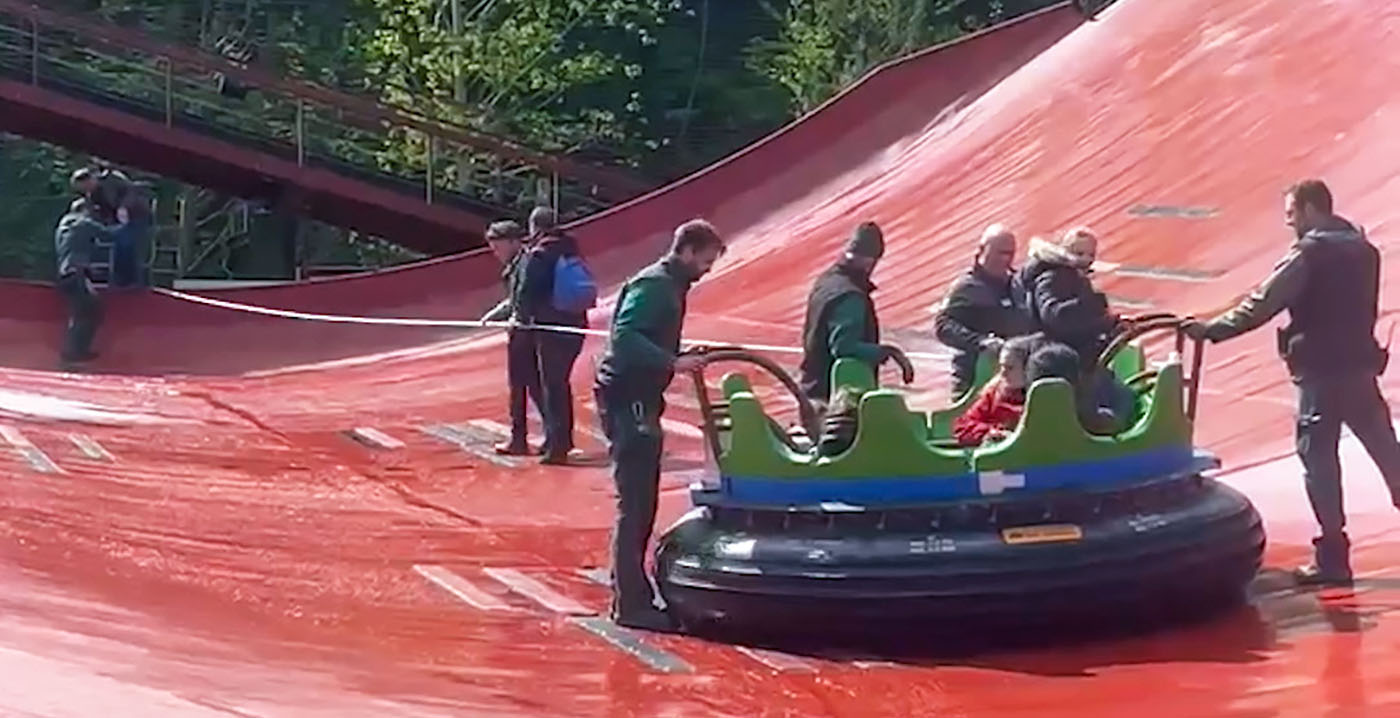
[593,220,726,632]
[516,207,597,465]
[481,220,545,455]
[1185,179,1400,585]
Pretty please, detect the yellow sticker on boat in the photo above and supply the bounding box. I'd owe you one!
[1001,524,1083,545]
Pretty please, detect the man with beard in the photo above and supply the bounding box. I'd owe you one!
[1185,179,1400,585]
[594,219,726,632]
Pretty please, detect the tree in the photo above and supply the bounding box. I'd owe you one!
[749,0,1057,113]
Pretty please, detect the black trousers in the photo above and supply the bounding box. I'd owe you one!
[596,387,665,617]
[58,273,101,362]
[505,329,544,445]
[1296,375,1400,564]
[535,330,584,455]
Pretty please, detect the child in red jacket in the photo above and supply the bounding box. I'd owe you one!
[953,334,1040,446]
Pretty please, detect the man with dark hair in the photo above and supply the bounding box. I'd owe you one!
[799,222,900,404]
[594,218,726,632]
[936,223,1033,398]
[517,206,594,464]
[1185,179,1400,585]
[481,219,544,455]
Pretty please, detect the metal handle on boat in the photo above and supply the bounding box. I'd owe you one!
[879,344,916,385]
[1098,314,1207,426]
[681,347,821,460]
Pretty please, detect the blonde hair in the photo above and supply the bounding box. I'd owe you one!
[1059,225,1097,246]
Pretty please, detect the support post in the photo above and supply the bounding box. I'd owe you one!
[163,59,174,127]
[295,100,306,166]
[29,19,39,84]
[426,134,436,204]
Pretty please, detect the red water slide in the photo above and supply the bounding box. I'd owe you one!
[3,1,1400,716]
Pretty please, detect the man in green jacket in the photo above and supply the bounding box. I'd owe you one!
[593,219,726,632]
[798,221,895,404]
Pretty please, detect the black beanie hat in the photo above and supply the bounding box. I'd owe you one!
[845,221,885,259]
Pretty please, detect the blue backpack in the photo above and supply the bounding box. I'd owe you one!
[551,253,598,313]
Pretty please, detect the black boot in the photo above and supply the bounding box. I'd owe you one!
[1294,534,1353,586]
[612,605,680,634]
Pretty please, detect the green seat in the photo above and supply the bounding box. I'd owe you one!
[973,361,1189,474]
[927,352,996,439]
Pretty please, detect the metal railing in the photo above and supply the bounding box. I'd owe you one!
[0,1,650,224]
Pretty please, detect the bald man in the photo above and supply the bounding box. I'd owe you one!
[934,224,1033,397]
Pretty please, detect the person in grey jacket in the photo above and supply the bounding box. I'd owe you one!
[1185,179,1400,585]
[54,173,123,369]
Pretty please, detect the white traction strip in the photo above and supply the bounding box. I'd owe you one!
[68,433,115,462]
[734,646,817,673]
[0,425,62,474]
[482,568,595,616]
[413,565,515,612]
[348,427,405,450]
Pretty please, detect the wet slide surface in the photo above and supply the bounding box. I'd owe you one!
[5,0,1400,715]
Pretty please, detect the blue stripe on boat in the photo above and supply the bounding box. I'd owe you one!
[720,445,1199,506]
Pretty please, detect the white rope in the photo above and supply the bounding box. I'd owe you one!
[152,287,950,360]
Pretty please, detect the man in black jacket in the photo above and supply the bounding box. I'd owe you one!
[935,223,1033,398]
[1185,179,1400,585]
[798,222,895,405]
[594,219,726,632]
[481,220,544,455]
[516,207,589,465]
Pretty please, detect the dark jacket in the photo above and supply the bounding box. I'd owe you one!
[482,250,527,323]
[54,206,110,279]
[516,232,588,329]
[595,258,694,400]
[799,262,883,401]
[935,265,1032,393]
[1206,216,1385,378]
[1020,239,1116,366]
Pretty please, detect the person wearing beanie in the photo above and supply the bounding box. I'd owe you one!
[798,221,900,403]
[481,219,544,455]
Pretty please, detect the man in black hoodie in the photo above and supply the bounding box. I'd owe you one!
[1185,179,1400,585]
[516,207,590,464]
[935,223,1033,398]
[481,219,544,455]
[799,222,896,405]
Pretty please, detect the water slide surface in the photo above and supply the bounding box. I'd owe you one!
[4,1,1400,715]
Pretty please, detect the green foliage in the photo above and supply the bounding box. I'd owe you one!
[749,0,1055,113]
[0,138,85,279]
[2,0,1056,280]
